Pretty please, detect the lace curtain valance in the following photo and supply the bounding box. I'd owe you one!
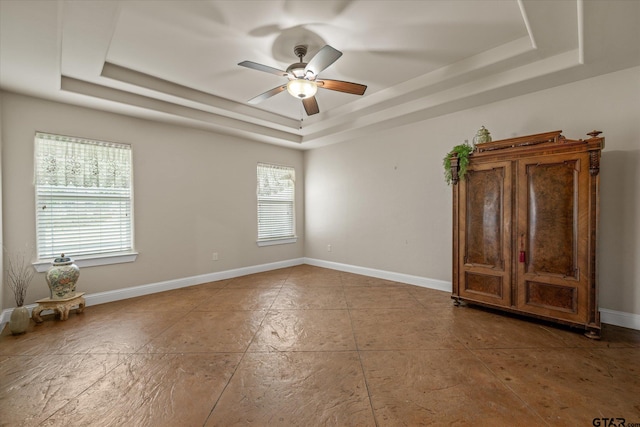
[257,163,295,199]
[34,132,131,189]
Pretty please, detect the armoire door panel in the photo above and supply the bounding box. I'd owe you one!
[464,168,505,269]
[464,272,503,299]
[524,280,577,314]
[525,160,578,278]
[517,152,590,322]
[458,161,512,307]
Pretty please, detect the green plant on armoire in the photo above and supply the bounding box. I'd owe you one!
[443,142,474,185]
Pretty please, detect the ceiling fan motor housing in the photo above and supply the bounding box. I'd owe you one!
[287,45,315,80]
[286,62,308,79]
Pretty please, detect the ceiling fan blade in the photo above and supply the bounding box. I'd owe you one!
[248,85,287,104]
[305,45,342,76]
[317,79,367,96]
[302,96,320,116]
[238,61,289,77]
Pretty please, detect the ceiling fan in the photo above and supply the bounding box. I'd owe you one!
[238,44,367,116]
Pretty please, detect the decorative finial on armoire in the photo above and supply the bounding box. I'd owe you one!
[587,130,602,138]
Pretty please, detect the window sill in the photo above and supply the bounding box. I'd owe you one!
[33,252,138,273]
[257,237,298,247]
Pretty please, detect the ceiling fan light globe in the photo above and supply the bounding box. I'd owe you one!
[286,79,317,99]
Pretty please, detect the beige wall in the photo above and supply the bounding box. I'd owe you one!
[304,66,640,316]
[0,92,3,310]
[1,93,304,308]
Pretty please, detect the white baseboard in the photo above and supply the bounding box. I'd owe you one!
[303,257,451,292]
[600,308,640,331]
[2,257,638,332]
[85,257,305,307]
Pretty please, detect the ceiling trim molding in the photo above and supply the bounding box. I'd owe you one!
[101,62,300,131]
[577,0,585,64]
[517,0,537,49]
[61,76,303,146]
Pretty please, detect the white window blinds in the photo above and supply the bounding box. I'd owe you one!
[34,132,133,259]
[257,163,295,241]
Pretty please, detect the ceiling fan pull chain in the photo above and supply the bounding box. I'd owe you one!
[299,103,304,129]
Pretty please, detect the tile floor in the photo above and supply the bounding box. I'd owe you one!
[1,265,639,426]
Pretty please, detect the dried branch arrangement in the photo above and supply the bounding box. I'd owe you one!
[5,248,35,307]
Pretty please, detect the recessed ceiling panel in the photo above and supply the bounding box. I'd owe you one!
[105,0,526,119]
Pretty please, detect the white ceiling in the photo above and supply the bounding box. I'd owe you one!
[1,0,638,149]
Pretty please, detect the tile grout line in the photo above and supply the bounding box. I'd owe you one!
[341,272,380,427]
[39,351,134,425]
[463,343,552,427]
[201,267,292,426]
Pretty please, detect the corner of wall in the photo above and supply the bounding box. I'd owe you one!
[0,90,5,312]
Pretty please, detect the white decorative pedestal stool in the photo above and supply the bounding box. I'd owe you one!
[32,292,86,323]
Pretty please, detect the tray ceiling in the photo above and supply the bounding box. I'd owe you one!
[1,0,638,149]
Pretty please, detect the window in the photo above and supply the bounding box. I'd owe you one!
[34,132,135,266]
[257,163,296,245]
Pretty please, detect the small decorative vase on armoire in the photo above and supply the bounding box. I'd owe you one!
[449,130,604,339]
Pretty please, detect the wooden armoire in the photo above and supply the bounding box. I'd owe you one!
[450,130,604,338]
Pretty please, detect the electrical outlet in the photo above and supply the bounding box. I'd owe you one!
[327,244,332,252]
[212,252,218,261]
